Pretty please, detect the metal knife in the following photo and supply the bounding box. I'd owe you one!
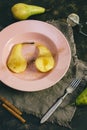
[40,95,66,124]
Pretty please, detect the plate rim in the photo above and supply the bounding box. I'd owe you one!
[0,20,71,91]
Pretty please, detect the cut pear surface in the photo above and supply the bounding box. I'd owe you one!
[35,56,55,72]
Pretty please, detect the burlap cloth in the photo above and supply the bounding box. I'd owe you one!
[0,20,87,128]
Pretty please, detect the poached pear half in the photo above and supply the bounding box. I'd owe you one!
[35,44,55,72]
[7,43,27,73]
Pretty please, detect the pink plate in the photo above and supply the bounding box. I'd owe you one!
[0,20,71,91]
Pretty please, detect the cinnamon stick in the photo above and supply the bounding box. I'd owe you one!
[0,96,22,115]
[2,103,26,123]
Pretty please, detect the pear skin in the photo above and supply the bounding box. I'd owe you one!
[36,44,52,57]
[11,3,45,20]
[76,88,87,106]
[7,43,27,73]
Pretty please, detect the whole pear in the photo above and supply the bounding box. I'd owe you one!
[11,3,45,20]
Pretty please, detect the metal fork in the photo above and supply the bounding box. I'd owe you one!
[40,78,82,124]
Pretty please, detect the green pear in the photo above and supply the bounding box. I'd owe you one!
[7,43,27,73]
[76,88,87,106]
[11,3,45,20]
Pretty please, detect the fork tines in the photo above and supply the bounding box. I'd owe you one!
[70,78,82,89]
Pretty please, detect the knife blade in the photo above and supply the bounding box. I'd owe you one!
[40,96,64,124]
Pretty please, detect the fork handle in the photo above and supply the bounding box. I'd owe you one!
[40,92,68,124]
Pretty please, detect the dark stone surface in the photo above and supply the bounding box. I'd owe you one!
[0,1,87,130]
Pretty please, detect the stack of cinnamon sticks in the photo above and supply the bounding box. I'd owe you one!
[0,96,26,123]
